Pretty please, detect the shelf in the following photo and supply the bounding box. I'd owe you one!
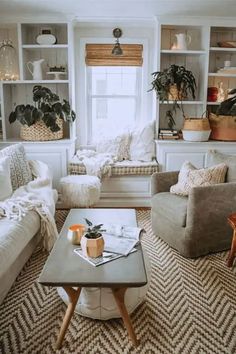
[210,47,236,52]
[160,101,204,105]
[208,73,236,77]
[2,80,69,84]
[161,50,205,55]
[22,44,68,49]
[207,102,220,105]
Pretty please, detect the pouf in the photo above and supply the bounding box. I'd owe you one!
[60,175,101,208]
[57,250,151,320]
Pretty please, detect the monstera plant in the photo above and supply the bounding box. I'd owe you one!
[9,85,76,132]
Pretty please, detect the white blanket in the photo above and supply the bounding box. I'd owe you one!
[0,160,58,251]
[75,149,116,178]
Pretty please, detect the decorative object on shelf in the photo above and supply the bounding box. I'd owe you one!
[217,66,236,74]
[111,28,123,56]
[80,218,106,258]
[0,40,19,81]
[150,64,196,129]
[46,66,67,80]
[207,87,218,102]
[217,41,236,48]
[9,85,76,141]
[209,89,236,141]
[27,59,44,80]
[171,33,191,50]
[217,81,226,102]
[182,117,211,141]
[36,28,57,45]
[67,224,86,245]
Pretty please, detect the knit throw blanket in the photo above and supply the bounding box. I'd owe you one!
[75,150,116,178]
[0,160,58,251]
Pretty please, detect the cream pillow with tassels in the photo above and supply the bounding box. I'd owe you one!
[170,161,228,196]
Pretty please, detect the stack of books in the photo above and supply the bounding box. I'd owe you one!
[158,129,179,140]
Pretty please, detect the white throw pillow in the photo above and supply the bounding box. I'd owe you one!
[170,161,227,196]
[0,156,13,201]
[129,121,155,162]
[96,133,131,161]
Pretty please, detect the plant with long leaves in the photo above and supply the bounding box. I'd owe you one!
[150,64,196,129]
[9,85,76,132]
[84,218,106,239]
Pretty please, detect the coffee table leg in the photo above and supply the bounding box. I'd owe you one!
[112,288,139,347]
[56,286,81,350]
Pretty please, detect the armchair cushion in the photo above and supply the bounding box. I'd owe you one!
[207,150,236,182]
[170,161,227,196]
[151,192,188,227]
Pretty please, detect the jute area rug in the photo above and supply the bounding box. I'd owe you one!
[0,209,236,354]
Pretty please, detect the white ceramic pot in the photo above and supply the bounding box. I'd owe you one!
[182,130,211,142]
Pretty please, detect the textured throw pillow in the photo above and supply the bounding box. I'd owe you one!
[0,144,32,190]
[0,156,13,201]
[96,133,131,161]
[207,150,236,183]
[170,161,228,196]
[129,121,155,162]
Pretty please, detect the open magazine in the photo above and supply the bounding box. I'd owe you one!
[74,247,137,267]
[102,223,144,256]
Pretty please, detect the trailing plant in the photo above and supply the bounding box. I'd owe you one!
[150,64,196,129]
[84,219,106,239]
[216,89,236,116]
[9,85,76,132]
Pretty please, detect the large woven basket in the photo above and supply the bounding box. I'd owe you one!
[20,118,63,141]
[209,113,236,141]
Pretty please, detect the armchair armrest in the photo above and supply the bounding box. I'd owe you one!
[186,182,236,229]
[151,171,179,196]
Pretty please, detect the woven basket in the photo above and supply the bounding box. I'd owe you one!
[209,113,236,141]
[20,118,63,141]
[167,85,184,101]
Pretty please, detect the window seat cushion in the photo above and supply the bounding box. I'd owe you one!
[69,158,159,176]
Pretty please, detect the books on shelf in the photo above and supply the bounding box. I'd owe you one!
[159,129,179,140]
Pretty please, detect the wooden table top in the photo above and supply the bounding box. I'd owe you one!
[38,209,147,288]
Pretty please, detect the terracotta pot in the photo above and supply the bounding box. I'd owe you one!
[209,113,236,141]
[80,235,104,258]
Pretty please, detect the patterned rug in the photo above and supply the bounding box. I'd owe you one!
[1,210,236,354]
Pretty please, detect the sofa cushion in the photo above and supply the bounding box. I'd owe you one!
[95,133,131,161]
[0,156,12,201]
[170,161,227,196]
[151,192,188,227]
[129,121,155,162]
[0,144,32,190]
[207,150,236,182]
[0,210,40,274]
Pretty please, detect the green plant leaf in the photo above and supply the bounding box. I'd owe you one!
[9,111,16,124]
[84,218,93,226]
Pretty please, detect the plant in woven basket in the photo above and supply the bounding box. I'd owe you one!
[149,64,196,129]
[9,85,76,133]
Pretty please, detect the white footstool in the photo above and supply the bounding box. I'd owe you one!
[60,175,101,208]
[57,251,151,320]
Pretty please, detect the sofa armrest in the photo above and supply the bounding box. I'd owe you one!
[151,171,179,196]
[186,182,236,229]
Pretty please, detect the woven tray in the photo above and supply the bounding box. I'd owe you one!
[20,118,63,141]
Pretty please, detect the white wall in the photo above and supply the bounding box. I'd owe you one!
[74,20,156,146]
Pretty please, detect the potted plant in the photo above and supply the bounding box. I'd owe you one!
[80,219,106,258]
[209,89,236,141]
[9,85,76,141]
[150,64,196,129]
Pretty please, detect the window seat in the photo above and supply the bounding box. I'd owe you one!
[69,159,159,176]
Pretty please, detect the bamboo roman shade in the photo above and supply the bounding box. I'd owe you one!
[85,44,143,66]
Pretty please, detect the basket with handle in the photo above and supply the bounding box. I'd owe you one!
[20,118,63,141]
[182,114,211,141]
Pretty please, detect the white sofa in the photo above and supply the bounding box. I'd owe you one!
[0,150,57,304]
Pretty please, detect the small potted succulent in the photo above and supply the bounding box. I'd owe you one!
[80,219,106,258]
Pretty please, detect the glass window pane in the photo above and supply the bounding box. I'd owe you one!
[91,97,136,140]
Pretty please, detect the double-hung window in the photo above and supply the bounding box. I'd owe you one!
[86,44,143,143]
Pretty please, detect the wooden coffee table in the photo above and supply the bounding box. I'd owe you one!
[38,209,147,349]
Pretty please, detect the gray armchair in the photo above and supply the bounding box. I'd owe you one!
[151,171,236,258]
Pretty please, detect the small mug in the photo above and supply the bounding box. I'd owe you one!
[67,224,85,245]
